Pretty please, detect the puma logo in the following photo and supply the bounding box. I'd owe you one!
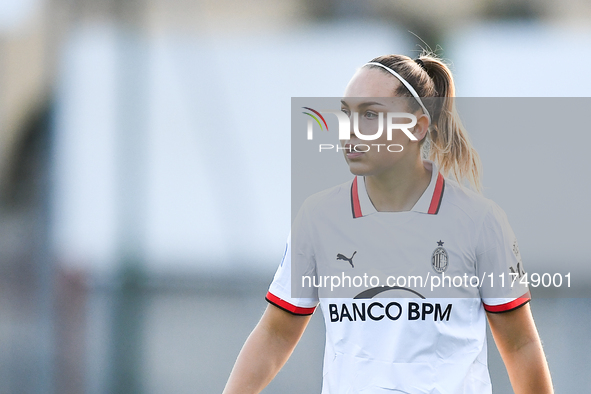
[336,251,357,268]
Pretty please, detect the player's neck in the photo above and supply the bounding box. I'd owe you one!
[365,157,431,212]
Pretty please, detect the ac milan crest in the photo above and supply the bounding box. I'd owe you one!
[432,240,448,273]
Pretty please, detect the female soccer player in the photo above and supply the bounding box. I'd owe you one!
[223,53,553,393]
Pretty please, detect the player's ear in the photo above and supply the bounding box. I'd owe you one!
[412,114,429,141]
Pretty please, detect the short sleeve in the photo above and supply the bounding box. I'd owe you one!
[266,204,319,316]
[476,202,530,313]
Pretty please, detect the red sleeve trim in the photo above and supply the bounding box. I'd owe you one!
[483,291,531,313]
[427,173,445,215]
[265,291,316,316]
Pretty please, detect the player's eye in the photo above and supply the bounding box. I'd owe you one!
[341,108,351,117]
[364,111,378,120]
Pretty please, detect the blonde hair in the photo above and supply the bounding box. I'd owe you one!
[366,51,482,192]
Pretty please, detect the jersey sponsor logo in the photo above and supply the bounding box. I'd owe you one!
[328,301,452,322]
[336,251,357,268]
[431,240,448,274]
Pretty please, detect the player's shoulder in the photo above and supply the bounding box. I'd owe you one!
[298,179,353,216]
[442,178,501,223]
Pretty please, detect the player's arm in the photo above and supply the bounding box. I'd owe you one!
[222,303,312,394]
[487,303,553,394]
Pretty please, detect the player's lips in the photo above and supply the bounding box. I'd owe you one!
[344,144,364,159]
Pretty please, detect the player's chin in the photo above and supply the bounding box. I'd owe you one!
[346,161,372,176]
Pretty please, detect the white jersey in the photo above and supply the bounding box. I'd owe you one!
[267,160,530,394]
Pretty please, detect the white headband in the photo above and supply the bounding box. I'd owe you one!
[364,62,431,125]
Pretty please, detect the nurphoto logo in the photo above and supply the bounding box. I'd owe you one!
[302,107,418,153]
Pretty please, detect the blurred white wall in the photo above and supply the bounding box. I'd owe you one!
[51,21,409,276]
[449,21,591,96]
[0,0,42,33]
[52,19,591,280]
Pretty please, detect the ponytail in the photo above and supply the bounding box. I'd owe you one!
[419,55,482,192]
[367,53,482,192]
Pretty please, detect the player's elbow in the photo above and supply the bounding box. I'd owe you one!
[259,304,311,346]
